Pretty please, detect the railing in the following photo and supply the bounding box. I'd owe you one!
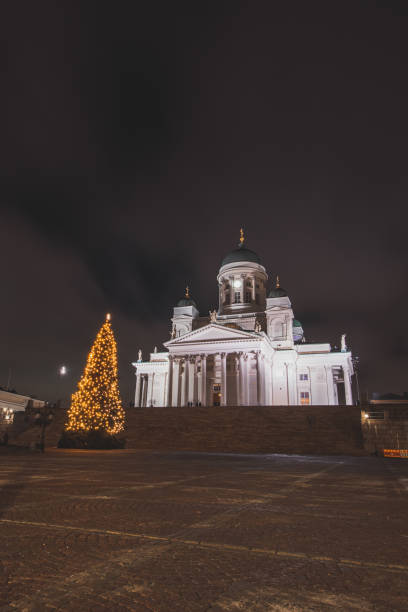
[362,407,408,421]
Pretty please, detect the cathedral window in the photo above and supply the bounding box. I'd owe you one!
[299,373,309,381]
[245,291,251,303]
[300,391,310,405]
[246,281,252,287]
[255,293,259,304]
[234,292,241,303]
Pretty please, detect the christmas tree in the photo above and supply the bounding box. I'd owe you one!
[65,314,125,436]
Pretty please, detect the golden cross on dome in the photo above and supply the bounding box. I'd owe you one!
[276,276,280,288]
[185,286,190,298]
[240,227,244,244]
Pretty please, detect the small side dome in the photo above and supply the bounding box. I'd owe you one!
[177,286,197,308]
[268,287,288,298]
[268,275,287,298]
[177,297,197,307]
[293,318,304,343]
[221,228,261,266]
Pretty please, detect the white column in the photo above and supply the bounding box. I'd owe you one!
[239,353,245,405]
[180,358,186,407]
[265,359,272,405]
[193,355,201,406]
[243,354,250,405]
[235,353,241,406]
[140,376,146,407]
[221,352,227,406]
[188,357,195,405]
[172,359,180,407]
[134,373,141,407]
[166,358,173,407]
[201,354,207,406]
[285,363,290,405]
[255,352,261,406]
[197,357,202,405]
[344,367,353,405]
[325,366,335,405]
[258,353,265,405]
[149,373,155,407]
[146,374,151,407]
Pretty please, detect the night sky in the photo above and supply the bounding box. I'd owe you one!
[1,1,408,405]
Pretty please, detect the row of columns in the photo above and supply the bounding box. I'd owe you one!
[135,373,155,407]
[135,358,354,407]
[166,351,265,408]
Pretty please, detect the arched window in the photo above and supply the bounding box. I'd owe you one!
[272,319,285,339]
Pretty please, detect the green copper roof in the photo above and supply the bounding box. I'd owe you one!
[221,244,261,266]
[268,287,288,298]
[177,297,197,308]
[292,319,303,328]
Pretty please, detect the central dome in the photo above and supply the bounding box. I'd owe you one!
[221,243,261,267]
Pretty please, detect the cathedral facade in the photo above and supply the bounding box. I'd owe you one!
[133,233,354,407]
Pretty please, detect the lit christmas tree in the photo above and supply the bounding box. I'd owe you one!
[65,314,125,436]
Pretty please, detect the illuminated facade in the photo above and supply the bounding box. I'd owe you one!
[133,233,354,407]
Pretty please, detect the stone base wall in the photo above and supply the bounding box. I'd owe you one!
[14,405,408,457]
[122,405,365,455]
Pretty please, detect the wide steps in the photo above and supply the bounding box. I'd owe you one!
[122,405,365,455]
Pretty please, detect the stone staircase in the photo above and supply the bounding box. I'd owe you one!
[8,405,366,455]
[8,408,67,449]
[121,405,366,456]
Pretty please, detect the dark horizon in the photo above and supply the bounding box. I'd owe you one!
[1,1,408,404]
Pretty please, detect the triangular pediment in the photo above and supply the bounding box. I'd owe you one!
[164,323,258,346]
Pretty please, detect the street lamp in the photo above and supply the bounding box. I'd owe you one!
[34,403,55,453]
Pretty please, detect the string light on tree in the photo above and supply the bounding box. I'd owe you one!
[65,313,125,435]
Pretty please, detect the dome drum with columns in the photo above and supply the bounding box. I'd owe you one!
[132,231,354,408]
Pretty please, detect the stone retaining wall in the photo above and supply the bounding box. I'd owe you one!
[11,405,400,456]
[122,405,365,455]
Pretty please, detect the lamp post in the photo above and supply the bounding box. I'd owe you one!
[34,403,55,453]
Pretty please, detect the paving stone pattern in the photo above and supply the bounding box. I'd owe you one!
[0,449,407,611]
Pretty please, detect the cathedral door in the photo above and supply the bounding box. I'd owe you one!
[213,384,221,406]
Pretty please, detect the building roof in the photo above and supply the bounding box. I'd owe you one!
[221,243,261,266]
[177,297,197,308]
[268,287,288,298]
[177,286,197,308]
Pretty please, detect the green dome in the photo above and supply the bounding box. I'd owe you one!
[268,287,288,298]
[293,319,303,328]
[177,297,197,308]
[221,244,261,266]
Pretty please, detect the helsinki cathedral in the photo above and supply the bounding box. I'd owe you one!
[133,231,354,407]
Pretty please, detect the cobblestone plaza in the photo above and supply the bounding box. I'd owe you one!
[1,449,407,610]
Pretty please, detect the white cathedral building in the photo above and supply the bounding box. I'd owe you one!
[133,232,354,408]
